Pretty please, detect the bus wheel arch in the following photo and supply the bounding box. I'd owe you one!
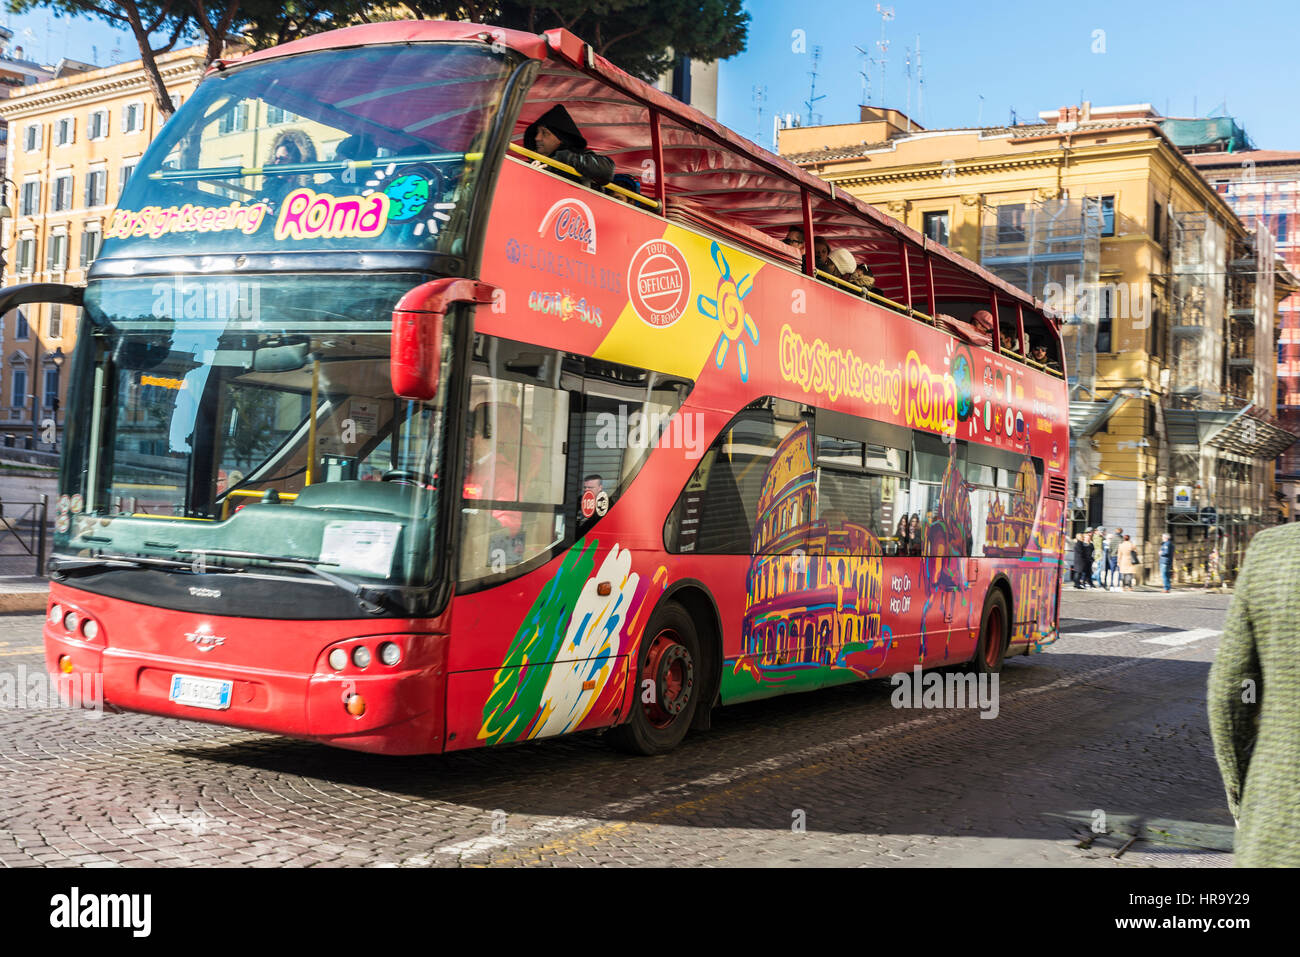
[661,581,722,733]
[970,578,1012,675]
[609,582,720,755]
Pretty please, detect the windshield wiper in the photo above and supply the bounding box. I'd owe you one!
[175,549,388,615]
[49,553,209,576]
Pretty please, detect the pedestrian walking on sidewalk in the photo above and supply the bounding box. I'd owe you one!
[1072,533,1091,588]
[1105,527,1123,590]
[1118,534,1139,591]
[1208,523,1300,866]
[1158,533,1174,592]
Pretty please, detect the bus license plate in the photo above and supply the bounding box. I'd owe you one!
[169,674,233,710]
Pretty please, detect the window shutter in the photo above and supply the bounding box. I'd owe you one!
[80,231,91,267]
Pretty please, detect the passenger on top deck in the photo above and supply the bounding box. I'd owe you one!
[523,105,615,188]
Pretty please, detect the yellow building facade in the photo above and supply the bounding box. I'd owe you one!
[780,104,1296,581]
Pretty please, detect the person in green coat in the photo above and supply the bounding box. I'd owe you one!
[1208,524,1300,866]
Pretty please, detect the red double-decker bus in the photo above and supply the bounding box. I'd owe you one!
[9,20,1069,756]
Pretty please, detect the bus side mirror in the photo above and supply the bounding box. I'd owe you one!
[391,279,496,400]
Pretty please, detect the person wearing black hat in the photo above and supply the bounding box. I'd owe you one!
[524,105,615,188]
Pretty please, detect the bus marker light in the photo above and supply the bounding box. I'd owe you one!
[378,642,401,666]
[328,649,348,671]
[582,680,596,691]
[596,582,611,596]
[345,694,366,716]
[58,656,73,674]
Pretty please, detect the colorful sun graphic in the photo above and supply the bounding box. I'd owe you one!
[696,241,759,382]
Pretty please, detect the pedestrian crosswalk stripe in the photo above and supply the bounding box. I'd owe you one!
[1141,628,1220,646]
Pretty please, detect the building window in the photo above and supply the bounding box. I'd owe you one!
[48,305,61,340]
[47,234,68,271]
[218,102,250,134]
[1096,283,1114,353]
[1278,213,1289,245]
[1099,195,1116,237]
[88,109,108,140]
[84,169,107,207]
[122,102,143,133]
[119,161,137,194]
[23,123,41,152]
[80,228,102,268]
[266,105,298,125]
[996,204,1025,243]
[53,175,73,212]
[19,181,40,216]
[923,211,949,246]
[43,368,59,410]
[55,116,75,146]
[11,368,27,410]
[15,312,29,340]
[16,238,35,274]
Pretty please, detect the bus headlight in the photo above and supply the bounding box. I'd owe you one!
[378,642,401,666]
[351,646,372,669]
[81,619,100,640]
[48,604,63,625]
[63,611,80,633]
[328,648,348,671]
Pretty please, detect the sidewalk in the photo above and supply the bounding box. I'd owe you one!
[0,554,49,615]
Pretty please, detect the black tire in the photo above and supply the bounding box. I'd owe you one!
[609,602,702,755]
[969,589,1009,675]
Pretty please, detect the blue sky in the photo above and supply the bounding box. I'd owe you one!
[2,7,135,67]
[716,0,1300,150]
[4,2,1297,149]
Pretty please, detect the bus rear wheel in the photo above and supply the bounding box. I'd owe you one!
[970,590,1009,675]
[609,603,700,755]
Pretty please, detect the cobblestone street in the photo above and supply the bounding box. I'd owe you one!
[0,588,1235,867]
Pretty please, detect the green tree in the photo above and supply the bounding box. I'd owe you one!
[404,1,750,80]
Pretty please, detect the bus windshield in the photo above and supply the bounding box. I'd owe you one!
[55,274,453,588]
[104,42,515,260]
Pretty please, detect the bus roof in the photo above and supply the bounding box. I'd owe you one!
[218,20,1050,321]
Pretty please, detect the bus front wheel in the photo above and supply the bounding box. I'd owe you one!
[610,603,701,755]
[970,590,1009,675]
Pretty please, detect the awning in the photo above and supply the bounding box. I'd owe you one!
[1164,405,1299,458]
[1069,395,1131,438]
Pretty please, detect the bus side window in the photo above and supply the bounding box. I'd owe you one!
[459,355,571,584]
[665,399,799,555]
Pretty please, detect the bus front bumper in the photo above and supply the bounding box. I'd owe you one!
[42,591,447,756]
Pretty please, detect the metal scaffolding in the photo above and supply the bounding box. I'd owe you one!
[979,197,1102,395]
